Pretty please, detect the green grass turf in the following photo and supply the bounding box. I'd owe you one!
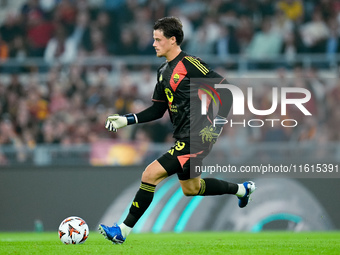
[0,231,339,255]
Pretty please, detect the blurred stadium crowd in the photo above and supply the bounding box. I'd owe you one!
[0,0,340,164]
[1,0,340,61]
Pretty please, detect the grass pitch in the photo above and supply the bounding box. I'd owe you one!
[0,231,339,255]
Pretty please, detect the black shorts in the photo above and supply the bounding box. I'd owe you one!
[157,139,212,180]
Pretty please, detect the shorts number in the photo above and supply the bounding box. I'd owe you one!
[175,142,185,151]
[168,142,186,155]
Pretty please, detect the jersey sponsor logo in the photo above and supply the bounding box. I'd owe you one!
[165,88,173,103]
[185,56,209,75]
[169,105,178,113]
[165,88,178,113]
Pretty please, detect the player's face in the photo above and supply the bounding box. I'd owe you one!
[153,29,175,58]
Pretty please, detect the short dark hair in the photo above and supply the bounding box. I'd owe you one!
[153,16,184,45]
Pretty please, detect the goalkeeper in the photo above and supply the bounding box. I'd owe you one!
[99,16,256,244]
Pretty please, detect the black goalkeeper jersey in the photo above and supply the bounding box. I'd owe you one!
[152,51,225,141]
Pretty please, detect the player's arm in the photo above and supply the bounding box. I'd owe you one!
[183,56,232,142]
[105,101,168,132]
[210,80,233,140]
[183,56,233,119]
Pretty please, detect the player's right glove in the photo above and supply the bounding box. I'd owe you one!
[105,113,138,132]
[199,115,226,144]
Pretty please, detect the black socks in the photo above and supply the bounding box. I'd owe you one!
[123,178,238,227]
[198,178,238,196]
[123,182,156,228]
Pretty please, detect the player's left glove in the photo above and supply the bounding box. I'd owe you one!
[199,115,226,144]
[105,113,138,132]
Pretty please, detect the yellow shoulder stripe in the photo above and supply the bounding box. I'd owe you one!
[185,56,209,75]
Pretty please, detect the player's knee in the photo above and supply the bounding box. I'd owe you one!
[181,186,199,196]
[141,168,156,184]
[141,163,166,185]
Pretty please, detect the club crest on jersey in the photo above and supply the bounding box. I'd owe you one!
[173,73,180,83]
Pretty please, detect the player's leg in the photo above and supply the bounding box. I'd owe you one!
[179,176,255,207]
[179,157,256,207]
[179,176,239,196]
[121,160,168,232]
[99,160,168,244]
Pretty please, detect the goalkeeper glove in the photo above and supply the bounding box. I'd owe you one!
[105,113,138,132]
[199,115,226,144]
